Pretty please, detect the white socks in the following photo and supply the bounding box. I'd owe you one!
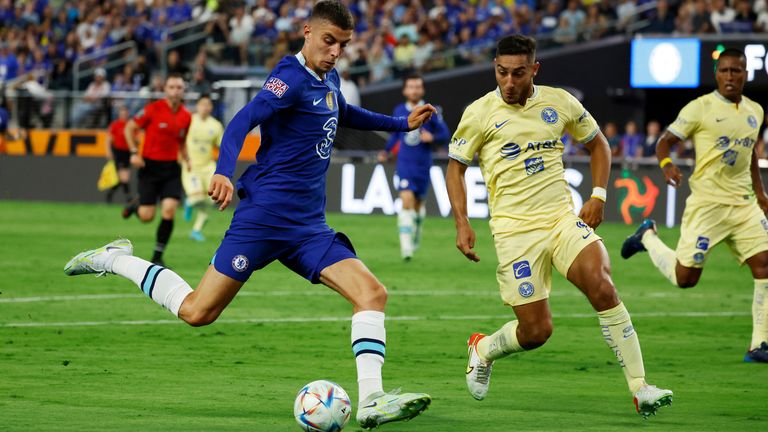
[477,320,525,362]
[111,255,193,316]
[641,230,678,286]
[598,302,647,394]
[351,311,386,404]
[398,210,416,258]
[752,279,768,350]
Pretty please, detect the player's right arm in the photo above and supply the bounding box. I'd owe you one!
[446,104,484,262]
[210,66,301,210]
[124,118,144,168]
[658,99,701,188]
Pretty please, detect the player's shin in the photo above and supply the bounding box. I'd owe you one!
[751,279,768,350]
[192,206,209,233]
[397,210,416,258]
[641,231,678,286]
[351,311,386,404]
[153,218,174,262]
[477,320,525,361]
[414,206,426,250]
[111,255,193,316]
[598,302,647,393]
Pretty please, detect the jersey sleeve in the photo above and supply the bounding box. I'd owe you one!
[667,99,701,140]
[133,103,153,128]
[214,121,224,148]
[253,61,303,110]
[449,104,483,165]
[425,107,451,146]
[562,91,599,144]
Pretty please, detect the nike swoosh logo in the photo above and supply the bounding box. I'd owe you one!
[313,98,323,106]
[495,119,510,129]
[362,401,377,409]
[582,232,592,239]
[106,246,121,252]
[466,365,474,374]
[716,118,726,122]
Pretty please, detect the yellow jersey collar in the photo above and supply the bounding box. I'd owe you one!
[712,90,741,106]
[495,85,539,107]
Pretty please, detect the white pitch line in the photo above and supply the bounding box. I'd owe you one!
[0,310,751,328]
[0,289,753,304]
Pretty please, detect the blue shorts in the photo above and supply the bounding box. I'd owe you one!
[213,208,357,284]
[395,173,429,200]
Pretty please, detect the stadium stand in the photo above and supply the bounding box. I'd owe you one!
[0,0,766,158]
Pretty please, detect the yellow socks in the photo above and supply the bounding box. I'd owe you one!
[641,230,678,286]
[752,279,768,350]
[477,320,525,362]
[598,302,647,393]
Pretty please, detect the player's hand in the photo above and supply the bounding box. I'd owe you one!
[758,192,768,214]
[662,163,683,188]
[578,198,605,229]
[130,153,145,168]
[377,150,389,163]
[456,223,480,262]
[420,129,434,143]
[209,173,234,211]
[407,104,436,130]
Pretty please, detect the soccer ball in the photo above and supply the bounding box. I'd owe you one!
[294,380,352,432]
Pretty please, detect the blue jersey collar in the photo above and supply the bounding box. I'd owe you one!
[296,52,323,82]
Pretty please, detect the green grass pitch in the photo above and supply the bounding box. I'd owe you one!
[1,200,766,431]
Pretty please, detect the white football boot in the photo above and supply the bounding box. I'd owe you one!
[633,384,673,418]
[356,389,431,429]
[466,333,493,400]
[64,239,133,277]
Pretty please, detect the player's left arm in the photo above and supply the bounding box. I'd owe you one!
[581,131,610,229]
[179,118,191,171]
[751,146,768,213]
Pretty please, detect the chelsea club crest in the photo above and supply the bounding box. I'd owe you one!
[541,107,558,124]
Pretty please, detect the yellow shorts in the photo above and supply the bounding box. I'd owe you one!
[677,199,768,268]
[182,163,216,205]
[494,211,601,306]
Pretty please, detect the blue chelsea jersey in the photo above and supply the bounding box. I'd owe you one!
[215,53,409,229]
[386,102,450,178]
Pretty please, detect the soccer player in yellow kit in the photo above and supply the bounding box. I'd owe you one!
[622,48,768,363]
[182,94,224,242]
[446,35,672,418]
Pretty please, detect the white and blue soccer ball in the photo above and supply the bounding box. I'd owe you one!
[293,380,352,432]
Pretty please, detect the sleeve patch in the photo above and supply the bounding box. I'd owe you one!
[263,77,289,98]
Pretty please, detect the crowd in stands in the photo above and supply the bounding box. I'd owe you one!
[2,0,768,94]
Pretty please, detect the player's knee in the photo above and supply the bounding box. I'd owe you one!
[519,321,553,349]
[358,281,387,309]
[183,308,220,327]
[676,278,698,289]
[590,280,619,310]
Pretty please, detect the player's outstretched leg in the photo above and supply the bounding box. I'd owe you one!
[622,219,680,286]
[570,241,673,418]
[190,203,210,242]
[64,239,243,326]
[65,239,193,316]
[319,258,430,429]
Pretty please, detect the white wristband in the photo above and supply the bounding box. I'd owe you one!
[591,187,607,202]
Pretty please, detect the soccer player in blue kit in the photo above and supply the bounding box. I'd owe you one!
[64,1,435,428]
[380,73,450,260]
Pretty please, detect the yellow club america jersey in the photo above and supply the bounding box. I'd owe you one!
[449,85,599,233]
[667,91,763,206]
[185,113,224,169]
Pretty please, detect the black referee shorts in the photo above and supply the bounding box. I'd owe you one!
[112,148,131,169]
[137,159,182,205]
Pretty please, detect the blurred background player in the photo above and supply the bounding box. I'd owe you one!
[379,73,449,261]
[182,94,223,242]
[122,73,191,266]
[446,35,672,418]
[622,48,768,363]
[65,1,434,429]
[104,105,135,204]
